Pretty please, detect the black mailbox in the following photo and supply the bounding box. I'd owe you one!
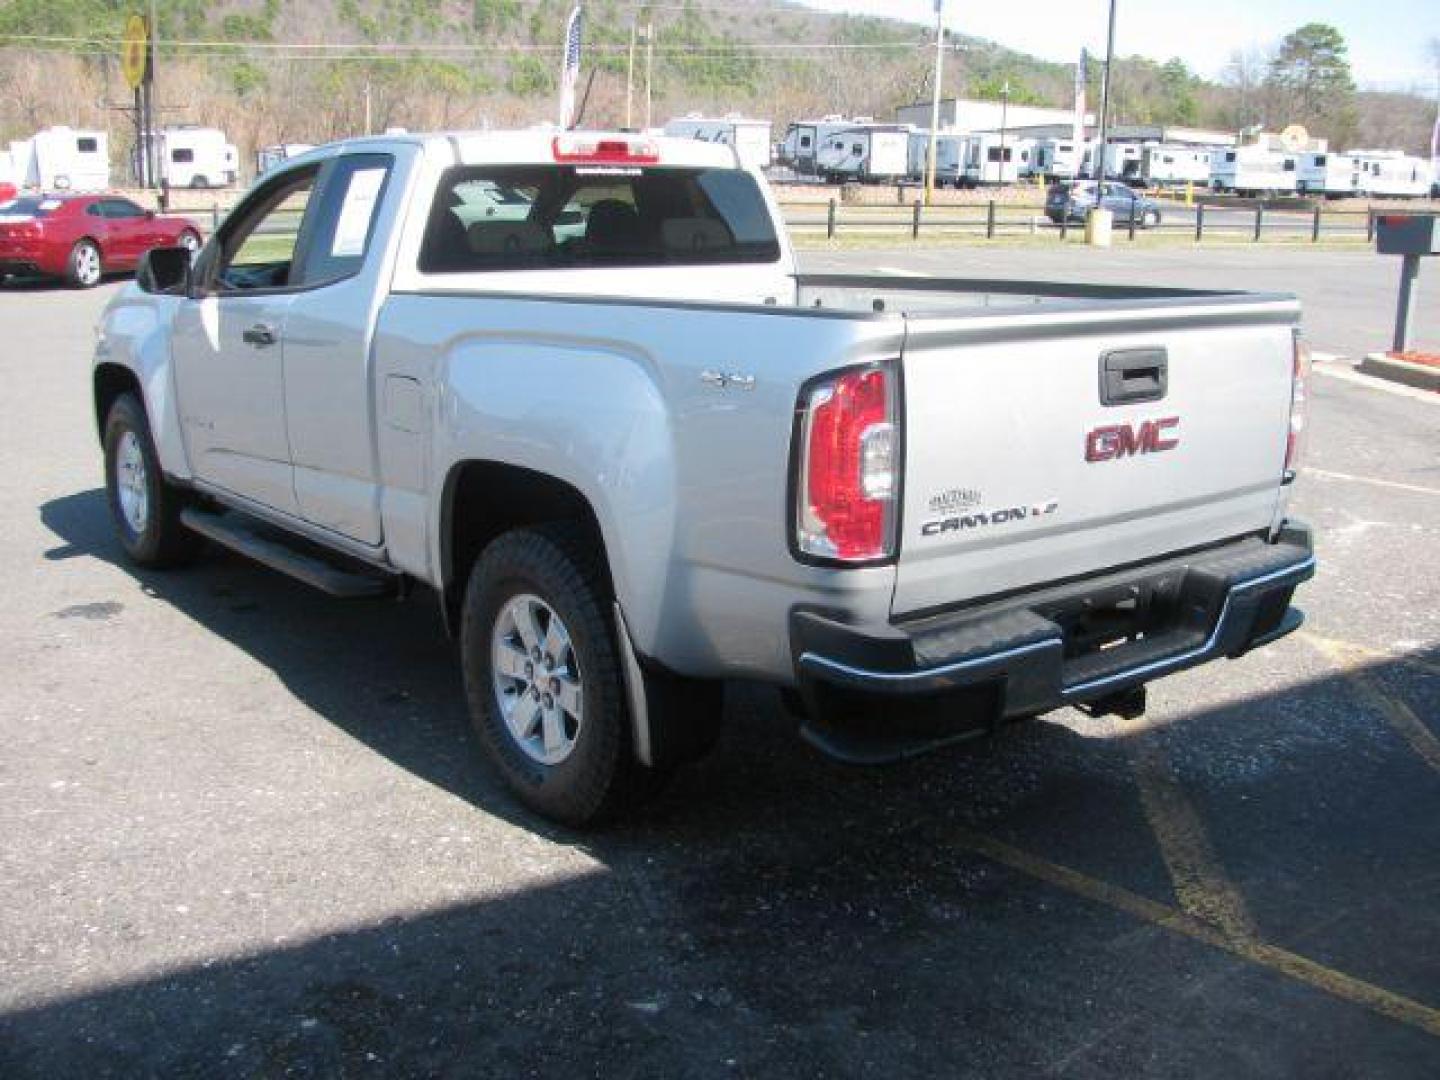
[1376,212,1440,257]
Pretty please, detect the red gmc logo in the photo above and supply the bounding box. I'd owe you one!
[1086,417,1180,462]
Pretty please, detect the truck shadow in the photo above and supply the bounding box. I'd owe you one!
[26,489,1440,1076]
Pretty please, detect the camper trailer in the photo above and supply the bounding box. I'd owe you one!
[1353,151,1433,198]
[257,143,316,176]
[1210,147,1297,195]
[21,127,109,191]
[157,127,239,188]
[1140,145,1213,188]
[815,126,911,183]
[1033,138,1082,181]
[961,133,1021,186]
[663,115,773,170]
[906,131,964,187]
[779,115,873,176]
[1295,151,1359,198]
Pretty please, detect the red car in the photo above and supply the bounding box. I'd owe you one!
[0,193,202,288]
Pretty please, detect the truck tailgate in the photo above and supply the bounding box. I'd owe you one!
[893,299,1299,618]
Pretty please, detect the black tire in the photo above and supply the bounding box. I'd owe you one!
[190,175,209,189]
[67,239,102,288]
[460,525,664,826]
[103,393,203,568]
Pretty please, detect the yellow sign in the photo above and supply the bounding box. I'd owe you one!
[121,14,149,90]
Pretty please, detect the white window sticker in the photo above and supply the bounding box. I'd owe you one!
[330,167,386,257]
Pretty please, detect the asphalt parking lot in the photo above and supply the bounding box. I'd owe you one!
[1,250,1437,1078]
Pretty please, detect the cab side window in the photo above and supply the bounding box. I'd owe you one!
[294,154,394,287]
[211,166,319,292]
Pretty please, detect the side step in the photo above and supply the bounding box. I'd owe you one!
[180,507,395,598]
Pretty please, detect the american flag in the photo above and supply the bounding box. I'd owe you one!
[558,6,584,130]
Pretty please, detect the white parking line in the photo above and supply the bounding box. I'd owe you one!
[1307,469,1440,497]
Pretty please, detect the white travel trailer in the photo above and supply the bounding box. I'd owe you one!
[1295,151,1359,197]
[1103,143,1145,183]
[663,115,773,169]
[906,131,964,186]
[158,127,238,188]
[961,132,1021,186]
[1353,151,1433,198]
[21,127,109,190]
[1210,147,1297,195]
[779,115,874,175]
[257,143,316,176]
[1033,138,1082,181]
[1140,145,1213,187]
[815,126,910,183]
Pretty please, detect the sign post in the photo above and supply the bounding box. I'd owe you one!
[121,13,151,187]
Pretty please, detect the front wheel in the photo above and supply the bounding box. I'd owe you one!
[103,393,203,567]
[67,239,102,288]
[460,526,665,825]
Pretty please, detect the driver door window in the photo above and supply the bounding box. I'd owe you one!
[211,167,318,292]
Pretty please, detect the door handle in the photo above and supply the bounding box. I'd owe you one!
[241,324,278,347]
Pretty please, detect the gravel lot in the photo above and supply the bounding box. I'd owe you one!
[1,251,1437,1078]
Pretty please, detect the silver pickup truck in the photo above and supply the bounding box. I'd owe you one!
[93,131,1315,824]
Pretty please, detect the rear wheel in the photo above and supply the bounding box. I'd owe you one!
[103,393,202,568]
[67,239,102,288]
[460,525,667,826]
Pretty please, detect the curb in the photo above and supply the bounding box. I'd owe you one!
[1357,353,1440,392]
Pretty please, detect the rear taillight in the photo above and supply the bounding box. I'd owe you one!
[795,365,899,562]
[1285,331,1311,477]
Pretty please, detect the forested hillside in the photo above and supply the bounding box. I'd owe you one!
[0,1,1433,176]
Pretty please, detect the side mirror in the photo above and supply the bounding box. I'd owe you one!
[137,246,192,296]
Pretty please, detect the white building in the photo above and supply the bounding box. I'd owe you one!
[896,98,1093,135]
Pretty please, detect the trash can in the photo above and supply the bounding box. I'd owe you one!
[1085,207,1113,248]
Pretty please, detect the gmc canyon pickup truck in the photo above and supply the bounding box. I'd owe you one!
[93,130,1315,824]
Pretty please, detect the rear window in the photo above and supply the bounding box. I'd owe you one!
[0,197,64,218]
[419,164,780,273]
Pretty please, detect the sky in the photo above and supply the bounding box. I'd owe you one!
[794,0,1439,92]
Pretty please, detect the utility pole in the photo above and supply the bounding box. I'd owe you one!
[1096,0,1117,181]
[999,80,1010,184]
[147,0,159,190]
[643,21,654,130]
[625,21,637,130]
[924,0,946,206]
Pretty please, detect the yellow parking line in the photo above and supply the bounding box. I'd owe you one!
[954,826,1440,1038]
[1128,734,1260,941]
[1301,632,1440,681]
[1303,634,1440,776]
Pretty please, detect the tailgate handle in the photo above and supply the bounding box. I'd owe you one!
[1100,347,1167,406]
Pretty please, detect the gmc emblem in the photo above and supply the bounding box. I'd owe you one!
[1086,417,1180,462]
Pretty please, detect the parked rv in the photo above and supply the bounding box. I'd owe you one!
[157,127,239,189]
[906,131,964,187]
[1139,145,1212,188]
[779,116,874,176]
[815,126,910,183]
[663,115,773,170]
[1294,152,1358,198]
[11,127,110,191]
[1033,138,1082,182]
[1210,148,1297,196]
[961,133,1020,186]
[1352,151,1433,199]
[257,143,317,176]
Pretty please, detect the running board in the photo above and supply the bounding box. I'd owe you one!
[180,508,394,598]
